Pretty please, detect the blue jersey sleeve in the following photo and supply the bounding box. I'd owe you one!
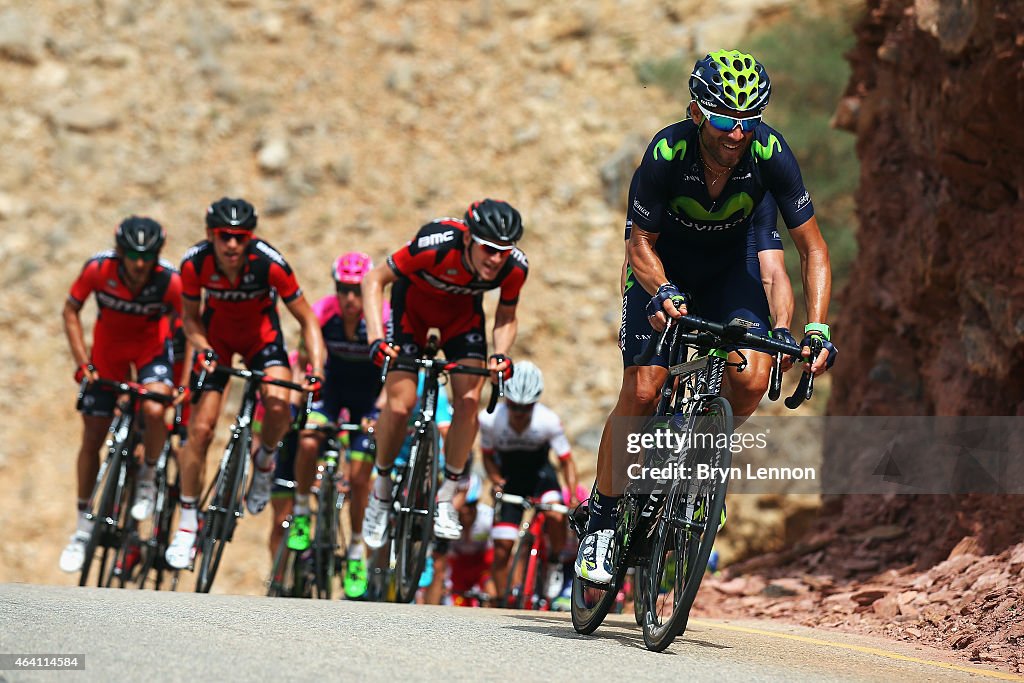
[751,126,815,229]
[631,126,682,234]
[749,193,783,253]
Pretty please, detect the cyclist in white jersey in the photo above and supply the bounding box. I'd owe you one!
[478,361,579,600]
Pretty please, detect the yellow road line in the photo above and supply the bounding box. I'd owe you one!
[689,619,1023,681]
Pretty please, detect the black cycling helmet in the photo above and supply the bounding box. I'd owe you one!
[206,197,258,230]
[464,199,523,243]
[115,216,165,253]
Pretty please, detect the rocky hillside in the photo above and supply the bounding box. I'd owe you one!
[0,0,819,589]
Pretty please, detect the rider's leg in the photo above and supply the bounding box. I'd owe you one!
[441,366,485,480]
[371,371,418,498]
[723,350,772,421]
[491,538,515,597]
[139,382,173,468]
[594,365,667,507]
[77,415,112,508]
[294,429,321,516]
[347,453,373,551]
[166,387,223,568]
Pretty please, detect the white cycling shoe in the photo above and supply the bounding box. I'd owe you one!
[574,529,615,585]
[433,500,462,540]
[131,481,156,521]
[59,531,90,573]
[165,529,197,570]
[362,494,391,549]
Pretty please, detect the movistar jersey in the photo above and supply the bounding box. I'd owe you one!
[631,119,813,283]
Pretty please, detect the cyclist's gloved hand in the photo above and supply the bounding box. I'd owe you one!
[369,339,397,368]
[194,348,218,374]
[489,353,513,380]
[304,374,323,400]
[771,327,799,370]
[800,333,838,373]
[75,362,98,383]
[645,283,688,321]
[173,385,191,406]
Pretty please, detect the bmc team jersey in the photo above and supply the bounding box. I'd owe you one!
[68,251,182,413]
[385,219,528,360]
[180,238,301,380]
[631,119,813,285]
[69,251,182,350]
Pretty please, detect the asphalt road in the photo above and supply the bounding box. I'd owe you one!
[0,584,1017,682]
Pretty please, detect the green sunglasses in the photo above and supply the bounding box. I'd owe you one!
[123,249,158,262]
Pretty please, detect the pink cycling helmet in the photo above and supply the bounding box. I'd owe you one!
[333,251,373,285]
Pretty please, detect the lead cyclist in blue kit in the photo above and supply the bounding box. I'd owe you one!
[577,50,839,584]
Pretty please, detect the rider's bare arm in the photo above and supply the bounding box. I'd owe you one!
[789,216,833,373]
[789,216,831,326]
[181,298,213,356]
[62,298,91,371]
[758,249,794,331]
[491,302,518,358]
[284,294,326,380]
[559,454,579,505]
[362,261,399,343]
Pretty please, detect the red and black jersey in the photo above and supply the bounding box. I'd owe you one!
[179,238,302,324]
[68,250,182,347]
[387,219,528,305]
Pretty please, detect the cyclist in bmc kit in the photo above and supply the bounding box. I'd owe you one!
[293,252,388,599]
[165,197,326,570]
[361,199,527,546]
[577,51,838,585]
[479,361,580,602]
[60,217,182,572]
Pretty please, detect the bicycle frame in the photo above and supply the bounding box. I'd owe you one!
[498,492,569,610]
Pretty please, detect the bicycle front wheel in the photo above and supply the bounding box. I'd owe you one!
[80,440,128,587]
[641,396,733,652]
[195,436,248,593]
[394,424,437,603]
[313,479,340,600]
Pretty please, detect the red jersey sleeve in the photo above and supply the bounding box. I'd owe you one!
[68,257,100,305]
[387,241,428,277]
[268,261,301,303]
[164,271,183,316]
[498,250,528,306]
[180,257,202,300]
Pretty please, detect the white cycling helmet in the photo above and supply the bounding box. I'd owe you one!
[505,360,544,405]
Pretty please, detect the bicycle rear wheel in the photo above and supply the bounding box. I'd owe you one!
[394,424,438,604]
[138,450,179,591]
[195,436,248,593]
[641,396,733,652]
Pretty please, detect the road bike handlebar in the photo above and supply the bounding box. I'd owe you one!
[299,420,362,434]
[633,316,817,409]
[380,354,505,414]
[75,377,175,411]
[194,365,316,427]
[494,491,570,515]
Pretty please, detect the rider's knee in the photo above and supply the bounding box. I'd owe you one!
[188,420,216,449]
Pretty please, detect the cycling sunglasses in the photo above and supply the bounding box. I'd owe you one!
[507,401,534,413]
[696,101,761,133]
[336,283,362,296]
[123,249,158,262]
[471,234,515,256]
[213,228,254,243]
